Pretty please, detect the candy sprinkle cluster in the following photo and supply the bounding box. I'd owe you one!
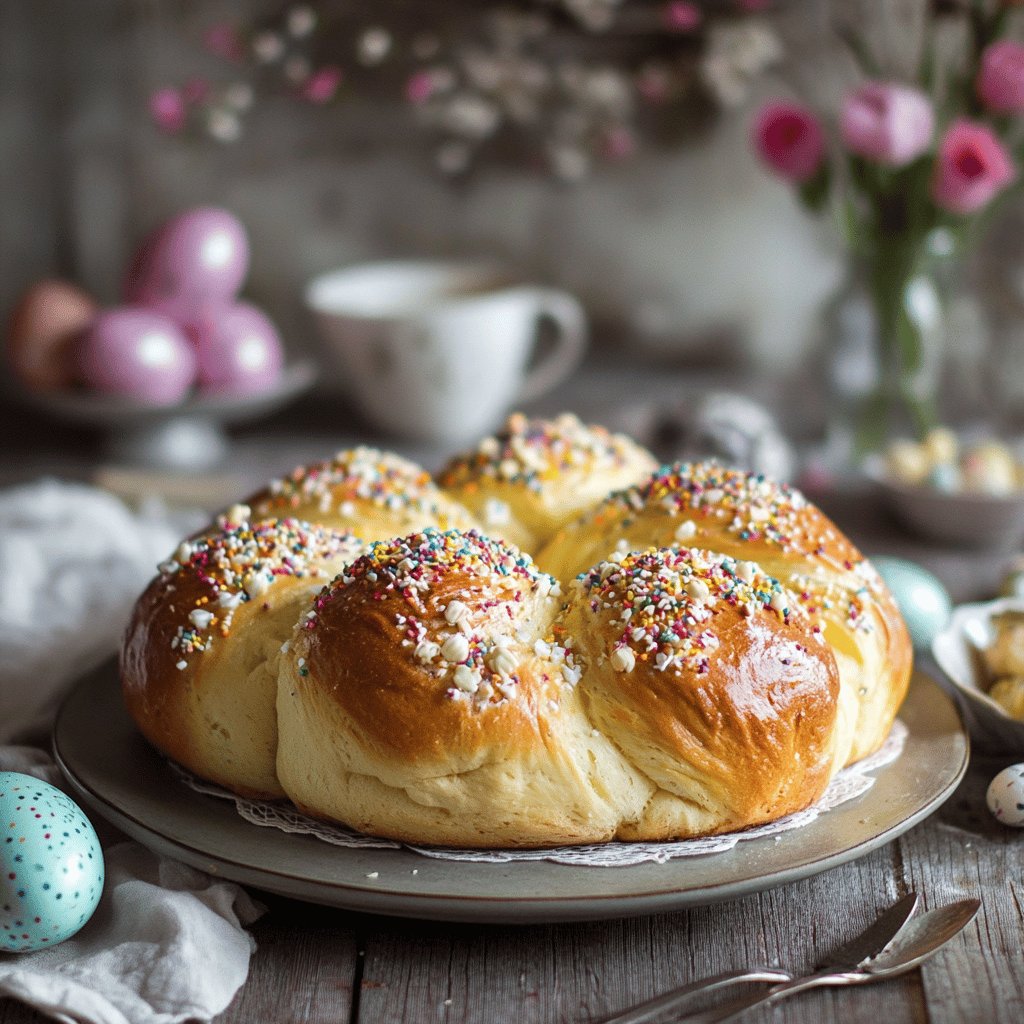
[157,511,362,671]
[312,528,555,609]
[612,462,821,555]
[439,412,650,495]
[309,528,574,707]
[578,547,798,677]
[252,447,444,519]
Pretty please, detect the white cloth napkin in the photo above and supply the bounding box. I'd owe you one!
[0,479,265,1024]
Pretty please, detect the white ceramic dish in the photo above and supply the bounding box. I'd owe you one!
[863,461,1024,548]
[860,466,1024,552]
[931,596,1024,755]
[53,661,967,924]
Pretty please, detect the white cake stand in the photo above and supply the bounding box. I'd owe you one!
[25,360,318,470]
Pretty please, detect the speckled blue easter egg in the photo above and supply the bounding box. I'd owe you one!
[987,764,1024,827]
[0,772,104,952]
[872,555,952,650]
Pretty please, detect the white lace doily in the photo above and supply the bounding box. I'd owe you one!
[176,721,906,868]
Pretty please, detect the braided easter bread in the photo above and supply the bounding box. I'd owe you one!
[120,415,910,847]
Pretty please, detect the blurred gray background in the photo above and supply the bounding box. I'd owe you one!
[1,0,1019,413]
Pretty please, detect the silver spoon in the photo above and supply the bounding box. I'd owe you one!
[598,892,920,1024]
[677,898,981,1024]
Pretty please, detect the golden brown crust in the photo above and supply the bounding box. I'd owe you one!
[120,517,363,798]
[276,529,633,848]
[243,446,477,539]
[299,575,564,767]
[567,547,839,837]
[438,412,658,550]
[286,530,571,768]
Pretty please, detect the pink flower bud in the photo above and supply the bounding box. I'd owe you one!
[203,23,245,64]
[931,119,1015,215]
[840,81,933,167]
[149,89,186,134]
[602,126,637,160]
[751,100,825,183]
[300,66,343,104]
[977,40,1024,113]
[182,78,210,104]
[405,71,437,105]
[663,2,701,32]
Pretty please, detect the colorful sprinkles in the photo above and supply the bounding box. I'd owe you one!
[439,412,654,496]
[156,511,362,670]
[250,447,450,522]
[577,546,800,677]
[616,462,812,552]
[308,528,576,708]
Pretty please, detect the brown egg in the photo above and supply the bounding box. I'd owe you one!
[6,280,99,391]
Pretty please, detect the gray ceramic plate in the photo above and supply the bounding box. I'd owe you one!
[53,662,967,924]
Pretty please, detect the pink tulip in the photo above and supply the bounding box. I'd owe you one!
[751,100,826,183]
[977,40,1024,113]
[931,119,1014,214]
[840,82,933,167]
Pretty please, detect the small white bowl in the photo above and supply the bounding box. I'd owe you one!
[931,597,1024,754]
[864,461,1024,548]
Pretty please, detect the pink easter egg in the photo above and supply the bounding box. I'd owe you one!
[79,307,197,405]
[192,301,283,396]
[124,207,250,324]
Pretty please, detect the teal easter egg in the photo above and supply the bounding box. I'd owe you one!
[0,772,104,953]
[872,556,952,650]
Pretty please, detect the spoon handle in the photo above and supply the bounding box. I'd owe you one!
[598,968,793,1024]
[676,969,851,1024]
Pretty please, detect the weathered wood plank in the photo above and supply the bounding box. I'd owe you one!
[352,843,922,1024]
[216,894,361,1024]
[898,758,1024,1024]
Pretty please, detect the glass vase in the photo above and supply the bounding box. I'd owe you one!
[821,229,981,466]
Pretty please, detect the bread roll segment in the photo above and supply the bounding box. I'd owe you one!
[120,510,364,799]
[277,528,651,847]
[566,547,840,839]
[438,412,658,552]
[539,463,912,769]
[245,446,478,539]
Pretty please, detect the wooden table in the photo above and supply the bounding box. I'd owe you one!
[1,375,1023,1024]
[4,753,1018,1023]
